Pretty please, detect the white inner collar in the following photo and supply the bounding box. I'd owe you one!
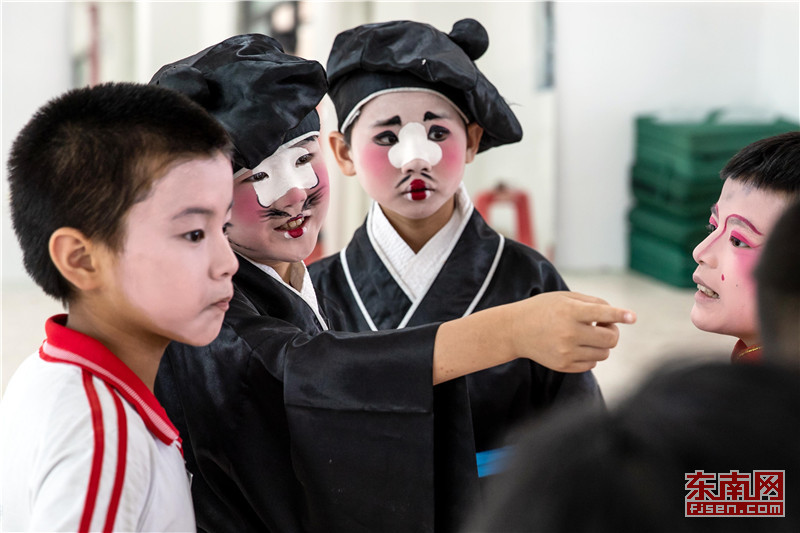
[367,183,473,302]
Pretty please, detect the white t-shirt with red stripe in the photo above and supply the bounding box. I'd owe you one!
[0,315,195,532]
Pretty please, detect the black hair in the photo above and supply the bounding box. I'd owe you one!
[467,361,800,532]
[721,131,800,199]
[8,82,232,303]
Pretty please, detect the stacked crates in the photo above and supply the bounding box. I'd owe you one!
[628,111,798,287]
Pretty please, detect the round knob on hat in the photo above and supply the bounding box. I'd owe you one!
[448,18,489,61]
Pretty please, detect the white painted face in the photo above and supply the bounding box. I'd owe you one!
[227,135,330,267]
[346,91,475,221]
[388,122,443,168]
[237,134,320,207]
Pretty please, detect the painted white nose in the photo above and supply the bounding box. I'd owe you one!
[388,122,442,169]
[247,144,318,207]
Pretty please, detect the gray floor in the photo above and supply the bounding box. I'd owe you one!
[1,270,735,403]
[563,269,732,405]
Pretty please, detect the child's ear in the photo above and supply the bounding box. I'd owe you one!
[329,131,356,176]
[465,123,484,164]
[48,228,108,291]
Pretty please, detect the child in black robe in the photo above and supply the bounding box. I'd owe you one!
[311,18,605,486]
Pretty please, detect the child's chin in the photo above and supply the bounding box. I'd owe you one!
[183,323,225,347]
[184,336,219,347]
[261,251,313,267]
[395,204,442,220]
[689,310,714,333]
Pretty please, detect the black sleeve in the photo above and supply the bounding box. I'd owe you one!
[158,297,449,532]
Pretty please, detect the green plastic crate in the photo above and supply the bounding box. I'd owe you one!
[636,111,798,154]
[631,160,723,217]
[636,143,732,176]
[629,230,697,288]
[628,205,709,252]
[635,112,798,177]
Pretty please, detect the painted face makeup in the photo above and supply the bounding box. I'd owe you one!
[235,132,320,208]
[388,122,443,202]
[388,122,443,169]
[347,90,474,221]
[226,135,330,266]
[690,179,790,345]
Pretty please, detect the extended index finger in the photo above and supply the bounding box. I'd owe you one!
[563,291,609,306]
[579,302,637,325]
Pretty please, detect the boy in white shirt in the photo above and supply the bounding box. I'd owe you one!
[0,82,237,531]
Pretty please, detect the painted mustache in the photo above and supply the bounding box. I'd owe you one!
[396,172,435,188]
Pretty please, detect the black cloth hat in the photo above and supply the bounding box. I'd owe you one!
[150,34,327,169]
[326,19,522,153]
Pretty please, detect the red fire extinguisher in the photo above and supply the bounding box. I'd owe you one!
[474,183,536,249]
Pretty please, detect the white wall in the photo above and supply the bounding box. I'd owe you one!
[1,2,241,394]
[2,2,72,283]
[1,1,239,286]
[132,2,239,83]
[554,1,800,270]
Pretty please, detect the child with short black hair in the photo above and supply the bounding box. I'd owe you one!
[0,82,237,531]
[691,131,800,363]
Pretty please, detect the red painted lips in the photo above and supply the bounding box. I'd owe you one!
[410,179,427,201]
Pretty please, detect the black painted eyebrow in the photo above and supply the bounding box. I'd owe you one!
[373,116,402,127]
[424,111,445,121]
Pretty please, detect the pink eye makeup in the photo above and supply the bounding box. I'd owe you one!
[729,231,756,249]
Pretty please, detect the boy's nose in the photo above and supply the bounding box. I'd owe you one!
[214,234,239,279]
[692,232,718,267]
[275,187,308,211]
[401,157,432,176]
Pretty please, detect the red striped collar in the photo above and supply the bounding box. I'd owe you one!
[39,314,180,446]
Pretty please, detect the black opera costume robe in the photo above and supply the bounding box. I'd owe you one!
[155,256,474,533]
[310,209,604,456]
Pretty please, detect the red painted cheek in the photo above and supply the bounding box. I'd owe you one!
[730,250,761,293]
[232,184,265,224]
[735,250,760,275]
[359,144,395,179]
[721,274,725,281]
[435,140,466,174]
[312,160,330,189]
